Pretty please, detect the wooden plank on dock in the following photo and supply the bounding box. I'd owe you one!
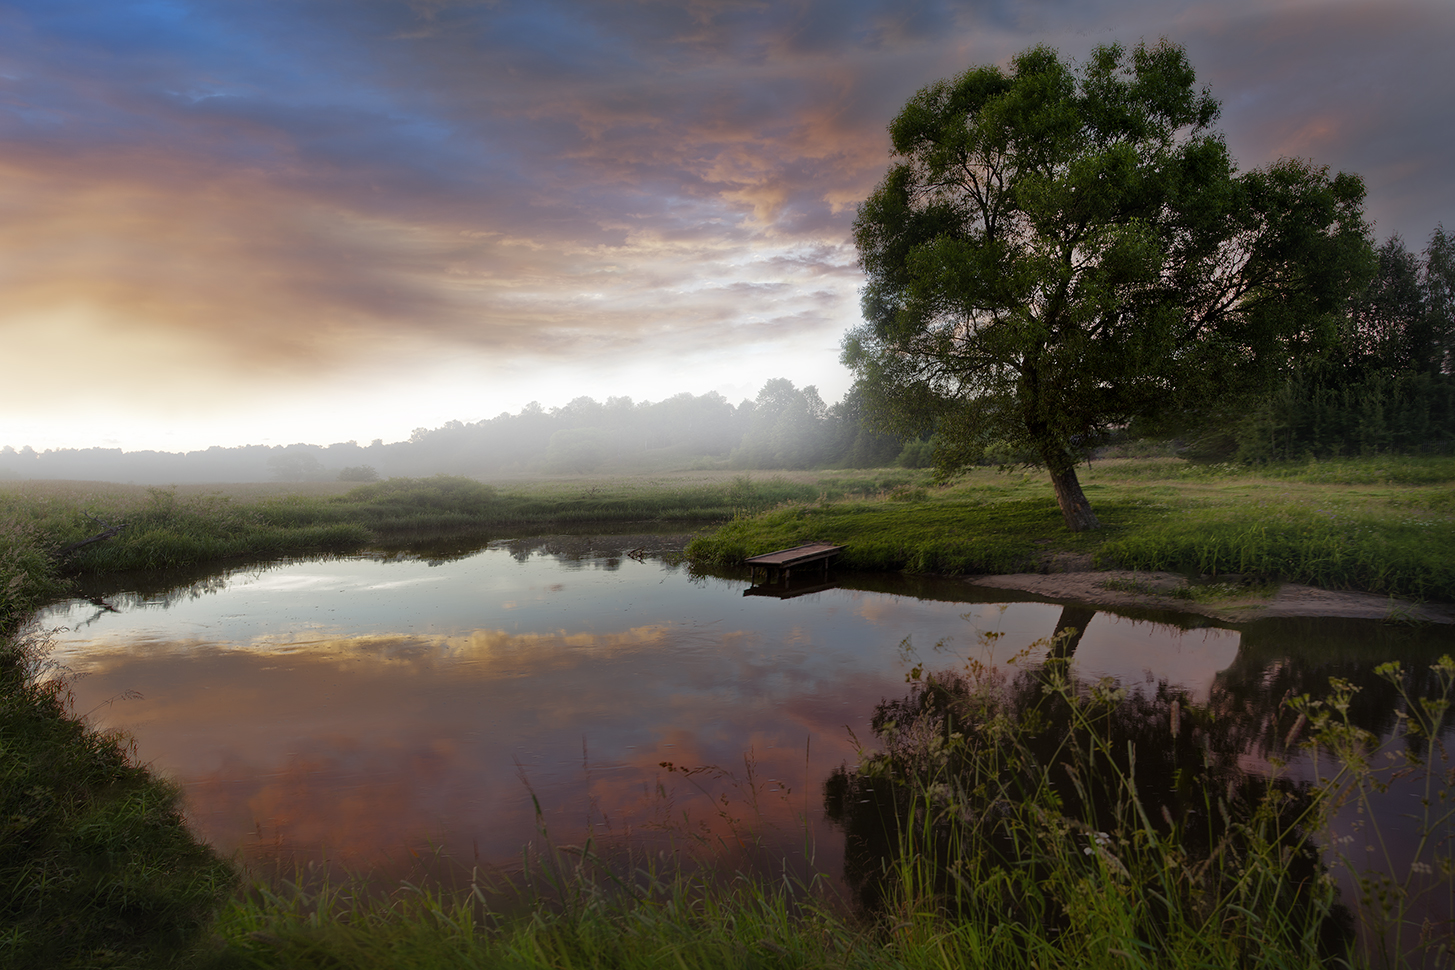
[744,541,846,584]
[744,541,846,568]
[743,580,837,599]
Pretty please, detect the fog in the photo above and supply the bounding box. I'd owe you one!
[0,379,907,484]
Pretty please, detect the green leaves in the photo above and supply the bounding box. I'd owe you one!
[847,39,1372,530]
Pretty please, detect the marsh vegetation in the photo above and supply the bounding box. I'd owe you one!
[688,457,1455,601]
[3,455,1452,967]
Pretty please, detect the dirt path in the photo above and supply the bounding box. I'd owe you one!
[968,570,1455,625]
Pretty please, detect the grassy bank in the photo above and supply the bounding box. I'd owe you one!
[1,628,237,968]
[0,473,873,576]
[4,522,240,967]
[3,458,1453,967]
[11,457,1447,599]
[686,457,1455,601]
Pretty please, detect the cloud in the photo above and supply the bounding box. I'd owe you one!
[1177,0,1455,237]
[69,622,889,870]
[2,0,1451,447]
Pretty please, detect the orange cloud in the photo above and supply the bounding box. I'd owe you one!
[4,0,1450,448]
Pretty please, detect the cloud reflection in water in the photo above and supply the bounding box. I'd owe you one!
[44,549,1242,877]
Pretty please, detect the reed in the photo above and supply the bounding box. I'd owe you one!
[0,475,838,575]
[819,651,1455,968]
[205,656,1454,969]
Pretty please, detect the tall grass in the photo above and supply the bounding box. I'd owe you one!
[0,520,65,635]
[688,456,1455,600]
[0,626,237,969]
[1292,658,1455,967]
[1096,505,1455,598]
[1081,456,1455,486]
[0,475,837,576]
[213,861,862,970]
[204,655,1455,969]
[2,517,238,968]
[829,671,1341,966]
[821,650,1455,968]
[1253,456,1455,487]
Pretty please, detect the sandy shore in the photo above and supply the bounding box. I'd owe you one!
[968,569,1455,625]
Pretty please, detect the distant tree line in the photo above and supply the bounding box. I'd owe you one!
[0,380,907,484]
[8,219,1447,487]
[856,224,1455,471]
[1153,227,1455,461]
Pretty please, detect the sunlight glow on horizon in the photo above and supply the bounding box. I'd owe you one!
[2,0,1451,454]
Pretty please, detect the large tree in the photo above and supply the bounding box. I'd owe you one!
[845,40,1371,530]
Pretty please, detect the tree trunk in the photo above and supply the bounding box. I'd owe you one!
[1048,463,1100,532]
[1049,605,1098,660]
[1035,604,1098,698]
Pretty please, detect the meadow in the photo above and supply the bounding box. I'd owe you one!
[687,457,1455,601]
[2,455,1453,967]
[3,456,1452,600]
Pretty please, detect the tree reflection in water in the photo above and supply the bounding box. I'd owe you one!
[825,606,1370,959]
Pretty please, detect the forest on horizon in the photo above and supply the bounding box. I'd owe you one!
[4,228,1454,487]
[0,379,908,485]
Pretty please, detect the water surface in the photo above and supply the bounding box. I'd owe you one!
[39,539,1451,909]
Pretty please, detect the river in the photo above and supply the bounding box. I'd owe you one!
[35,533,1454,944]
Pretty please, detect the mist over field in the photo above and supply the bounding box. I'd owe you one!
[0,380,908,484]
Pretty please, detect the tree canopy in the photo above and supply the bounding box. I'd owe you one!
[1171,226,1455,462]
[845,40,1371,530]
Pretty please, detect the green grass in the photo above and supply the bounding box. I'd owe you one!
[1,628,237,969]
[195,654,1455,969]
[0,474,835,576]
[1078,455,1455,486]
[689,497,1108,574]
[2,457,1453,967]
[4,525,243,968]
[686,458,1455,600]
[7,455,1448,614]
[0,520,66,636]
[1097,505,1454,598]
[211,866,860,970]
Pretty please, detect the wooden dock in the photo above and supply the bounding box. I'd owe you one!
[743,541,846,584]
[742,579,837,600]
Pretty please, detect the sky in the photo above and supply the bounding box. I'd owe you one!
[3,0,1452,453]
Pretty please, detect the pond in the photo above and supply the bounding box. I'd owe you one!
[36,534,1455,943]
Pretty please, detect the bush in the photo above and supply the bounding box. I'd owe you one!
[338,465,380,483]
[896,438,935,468]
